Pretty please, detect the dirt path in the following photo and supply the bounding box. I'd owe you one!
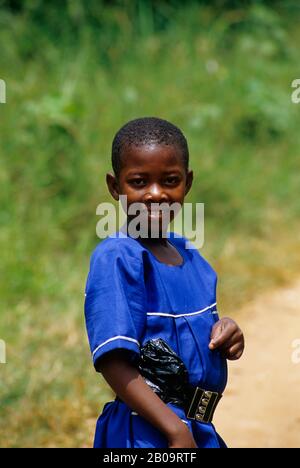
[214,280,300,448]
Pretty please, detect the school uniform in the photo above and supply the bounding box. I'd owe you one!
[84,231,227,448]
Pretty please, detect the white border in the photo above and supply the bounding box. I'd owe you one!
[147,302,217,318]
[92,335,140,357]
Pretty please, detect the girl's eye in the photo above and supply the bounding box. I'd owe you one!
[130,179,146,187]
[165,177,179,185]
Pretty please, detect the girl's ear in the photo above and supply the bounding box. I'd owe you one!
[185,170,193,196]
[106,172,120,201]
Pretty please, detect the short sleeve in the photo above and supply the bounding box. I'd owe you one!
[84,239,147,372]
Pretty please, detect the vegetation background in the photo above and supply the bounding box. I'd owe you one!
[0,0,299,447]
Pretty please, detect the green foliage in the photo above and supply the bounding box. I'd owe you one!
[0,1,299,447]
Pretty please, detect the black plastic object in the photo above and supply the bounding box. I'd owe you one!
[138,338,190,406]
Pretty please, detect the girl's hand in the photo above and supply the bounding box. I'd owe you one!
[209,317,245,360]
[168,424,198,448]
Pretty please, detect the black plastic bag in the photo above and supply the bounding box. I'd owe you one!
[138,338,189,406]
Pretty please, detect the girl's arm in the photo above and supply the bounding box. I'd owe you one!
[98,350,197,448]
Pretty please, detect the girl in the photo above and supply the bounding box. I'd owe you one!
[84,117,244,448]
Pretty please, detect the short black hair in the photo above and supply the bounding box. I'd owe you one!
[111,117,189,178]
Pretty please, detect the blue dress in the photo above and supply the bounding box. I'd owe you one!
[84,231,228,448]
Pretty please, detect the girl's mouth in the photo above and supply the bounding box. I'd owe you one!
[143,203,171,213]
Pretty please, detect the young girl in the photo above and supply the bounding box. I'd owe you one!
[84,117,244,448]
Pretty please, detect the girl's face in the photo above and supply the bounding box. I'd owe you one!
[107,143,193,234]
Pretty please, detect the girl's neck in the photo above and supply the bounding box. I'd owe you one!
[137,236,169,248]
[121,220,170,246]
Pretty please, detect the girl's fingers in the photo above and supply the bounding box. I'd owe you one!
[209,320,236,350]
[209,322,223,345]
[208,324,223,349]
[220,330,243,350]
[223,343,244,360]
[219,330,245,359]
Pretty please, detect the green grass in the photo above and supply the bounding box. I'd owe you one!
[0,1,300,447]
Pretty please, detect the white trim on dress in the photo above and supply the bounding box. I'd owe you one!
[92,304,218,356]
[92,335,140,357]
[146,302,217,318]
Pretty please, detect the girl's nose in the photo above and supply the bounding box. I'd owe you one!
[143,184,168,204]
